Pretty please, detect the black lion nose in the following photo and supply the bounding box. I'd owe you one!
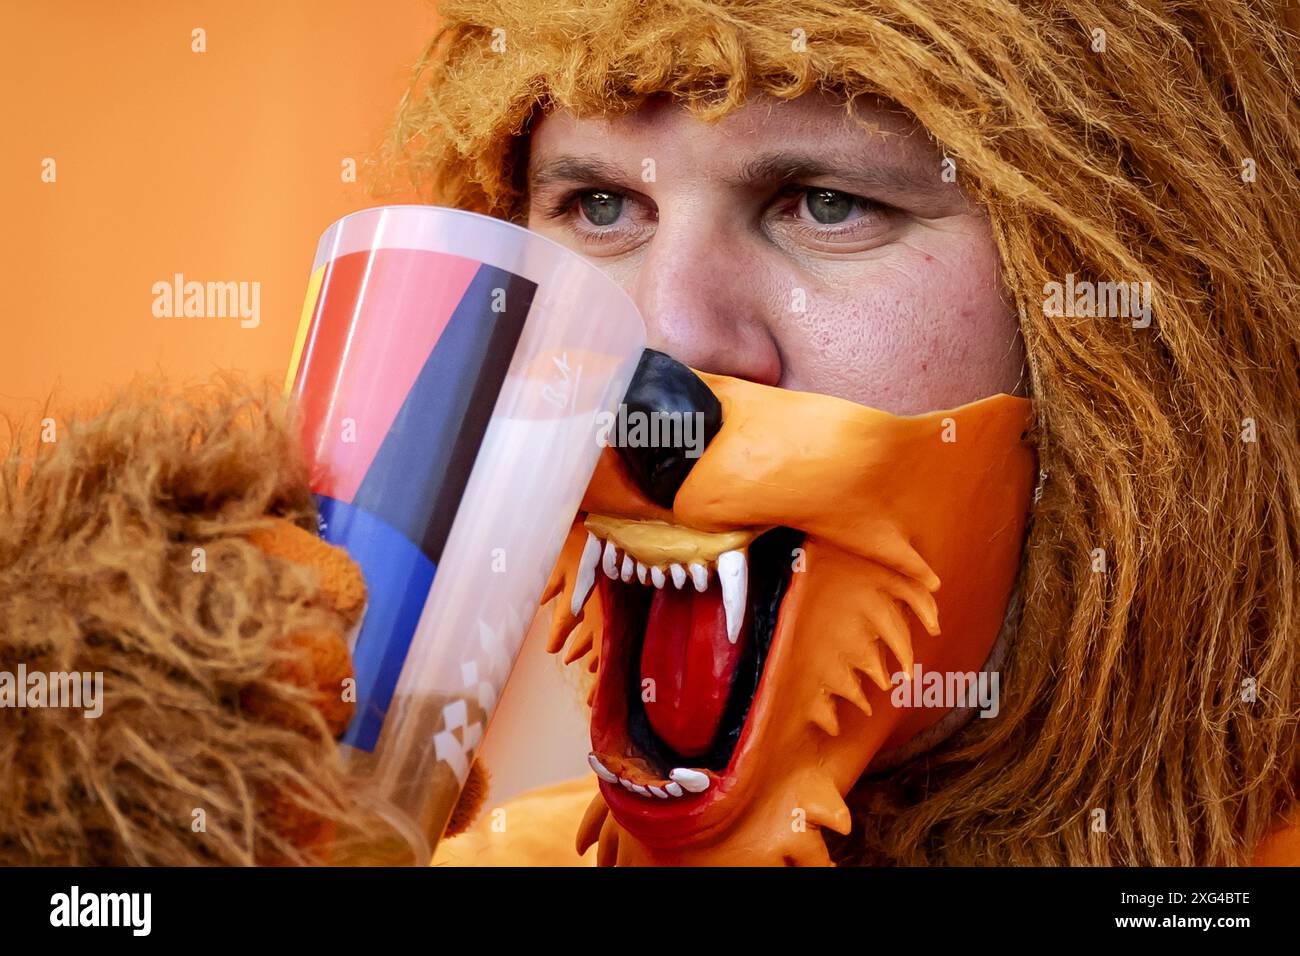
[614,349,723,508]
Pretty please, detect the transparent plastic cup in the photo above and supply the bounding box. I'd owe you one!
[284,205,644,863]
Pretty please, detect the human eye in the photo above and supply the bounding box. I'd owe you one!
[538,187,654,254]
[768,185,894,252]
[576,189,625,227]
[800,187,870,225]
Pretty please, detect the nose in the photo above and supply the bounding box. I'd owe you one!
[632,220,783,387]
[615,349,723,508]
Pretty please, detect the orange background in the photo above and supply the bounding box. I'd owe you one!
[0,0,593,808]
[0,0,434,416]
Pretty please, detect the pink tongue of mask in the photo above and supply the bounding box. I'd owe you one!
[639,583,750,758]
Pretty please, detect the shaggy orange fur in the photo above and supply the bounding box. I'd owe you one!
[0,380,379,865]
[0,377,495,864]
[385,0,1300,865]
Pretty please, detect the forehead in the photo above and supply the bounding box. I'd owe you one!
[527,92,938,184]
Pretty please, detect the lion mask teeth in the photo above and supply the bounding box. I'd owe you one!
[572,515,762,644]
[583,514,762,564]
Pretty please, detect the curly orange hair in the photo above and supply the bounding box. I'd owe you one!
[384,0,1300,865]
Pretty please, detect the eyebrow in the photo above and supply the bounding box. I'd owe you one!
[726,150,948,198]
[527,149,953,201]
[529,156,633,190]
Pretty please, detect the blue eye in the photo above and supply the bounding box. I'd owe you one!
[579,191,624,226]
[804,188,858,224]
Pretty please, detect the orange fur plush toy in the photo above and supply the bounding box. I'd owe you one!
[0,379,483,865]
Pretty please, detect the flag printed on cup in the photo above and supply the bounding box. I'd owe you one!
[285,206,644,858]
[288,242,536,750]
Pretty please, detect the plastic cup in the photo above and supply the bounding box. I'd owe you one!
[284,205,644,863]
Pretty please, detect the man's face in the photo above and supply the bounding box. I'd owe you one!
[527,92,1025,414]
[527,94,1038,866]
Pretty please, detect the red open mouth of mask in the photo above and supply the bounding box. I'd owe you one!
[542,351,1036,865]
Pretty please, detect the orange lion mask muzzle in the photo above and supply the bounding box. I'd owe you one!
[542,352,1036,865]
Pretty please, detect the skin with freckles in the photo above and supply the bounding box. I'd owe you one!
[526,92,1027,414]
